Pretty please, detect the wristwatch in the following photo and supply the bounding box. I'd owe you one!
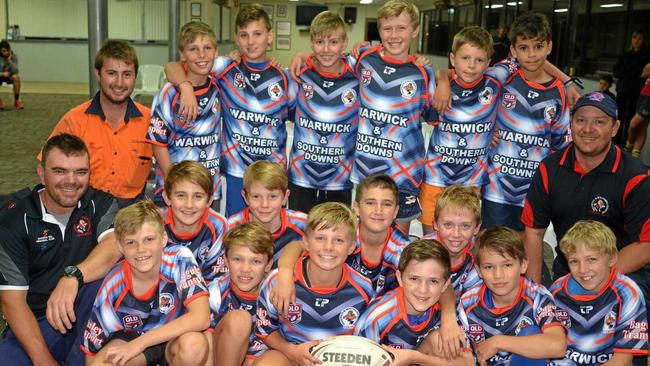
[63,265,84,287]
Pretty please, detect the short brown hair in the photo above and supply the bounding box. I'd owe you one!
[475,226,527,265]
[452,26,493,56]
[355,174,398,204]
[236,3,272,31]
[398,239,451,280]
[559,220,617,257]
[178,21,217,51]
[310,11,346,41]
[164,160,214,198]
[377,0,420,28]
[434,185,481,224]
[41,133,89,167]
[224,222,274,261]
[114,199,164,242]
[306,202,357,242]
[243,160,288,193]
[510,12,551,44]
[94,39,139,74]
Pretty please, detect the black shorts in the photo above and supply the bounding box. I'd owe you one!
[636,95,650,118]
[288,183,352,213]
[0,76,13,84]
[110,331,168,366]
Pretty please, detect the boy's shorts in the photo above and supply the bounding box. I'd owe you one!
[396,189,422,222]
[111,331,167,366]
[0,76,14,84]
[288,183,352,213]
[419,184,481,226]
[636,95,650,118]
[481,198,524,231]
[225,174,246,217]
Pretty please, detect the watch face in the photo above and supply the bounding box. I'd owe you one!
[64,266,78,276]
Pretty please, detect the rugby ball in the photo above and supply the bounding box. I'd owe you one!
[310,335,394,366]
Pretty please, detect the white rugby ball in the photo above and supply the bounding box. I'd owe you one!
[310,335,394,366]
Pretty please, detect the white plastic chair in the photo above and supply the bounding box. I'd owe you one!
[131,64,165,101]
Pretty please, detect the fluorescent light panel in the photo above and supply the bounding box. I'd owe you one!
[600,3,624,7]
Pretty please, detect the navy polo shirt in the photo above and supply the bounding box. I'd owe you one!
[522,144,650,278]
[0,185,117,317]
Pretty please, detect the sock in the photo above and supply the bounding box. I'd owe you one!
[632,149,641,157]
[14,93,20,101]
[625,141,634,150]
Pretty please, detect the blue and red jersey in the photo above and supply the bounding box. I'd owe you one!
[483,68,570,207]
[352,45,437,195]
[549,269,649,365]
[255,255,374,345]
[81,246,208,355]
[212,57,297,177]
[162,207,228,282]
[355,287,441,349]
[289,55,359,190]
[146,78,222,200]
[458,276,563,366]
[347,226,410,295]
[208,273,257,328]
[227,208,306,267]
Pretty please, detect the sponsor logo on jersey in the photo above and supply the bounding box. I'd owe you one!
[180,266,203,290]
[268,82,283,100]
[256,307,271,327]
[74,216,92,237]
[250,73,261,82]
[287,303,302,324]
[339,307,360,329]
[234,73,246,89]
[199,246,210,260]
[468,323,485,343]
[315,298,330,307]
[591,196,609,215]
[302,83,314,100]
[603,310,616,333]
[623,320,649,340]
[536,304,556,323]
[527,90,540,99]
[502,93,516,110]
[361,68,372,86]
[400,80,417,99]
[122,314,143,330]
[84,320,105,347]
[323,80,334,88]
[159,293,175,314]
[514,317,533,335]
[479,87,493,105]
[544,105,558,123]
[341,88,357,106]
[384,66,396,75]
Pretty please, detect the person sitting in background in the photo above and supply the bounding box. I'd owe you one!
[0,40,23,110]
[598,74,616,100]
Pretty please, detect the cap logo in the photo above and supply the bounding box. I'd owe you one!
[588,92,605,102]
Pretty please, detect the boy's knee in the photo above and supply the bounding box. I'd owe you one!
[173,332,208,364]
[221,310,253,339]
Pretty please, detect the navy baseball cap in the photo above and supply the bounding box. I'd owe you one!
[571,91,618,119]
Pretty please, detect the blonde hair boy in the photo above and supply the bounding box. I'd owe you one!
[559,220,617,257]
[114,199,164,241]
[235,3,272,31]
[243,160,288,193]
[434,184,481,224]
[310,10,346,40]
[178,21,217,51]
[377,0,420,27]
[305,201,357,242]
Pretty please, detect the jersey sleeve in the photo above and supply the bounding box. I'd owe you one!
[613,279,649,353]
[254,273,280,339]
[0,225,30,289]
[202,216,227,282]
[621,174,650,243]
[486,57,519,85]
[146,84,176,146]
[533,286,562,331]
[521,160,552,229]
[212,56,234,78]
[208,278,224,329]
[422,65,438,123]
[550,89,571,151]
[353,296,390,343]
[173,247,209,306]
[284,68,298,115]
[81,278,123,355]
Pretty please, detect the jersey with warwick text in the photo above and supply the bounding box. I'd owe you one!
[146,78,222,201]
[458,277,563,366]
[255,256,373,346]
[163,207,228,282]
[81,246,208,355]
[212,57,297,177]
[352,45,436,195]
[347,226,410,295]
[355,287,441,349]
[549,270,649,366]
[483,70,570,207]
[227,208,306,268]
[289,55,359,190]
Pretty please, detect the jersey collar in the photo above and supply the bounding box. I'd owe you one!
[85,91,143,123]
[559,143,621,175]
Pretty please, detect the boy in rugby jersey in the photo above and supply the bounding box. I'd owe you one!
[81,200,210,366]
[458,226,566,366]
[166,4,298,217]
[550,220,648,366]
[252,202,374,366]
[287,10,358,213]
[482,12,571,232]
[355,239,474,366]
[228,160,306,268]
[162,161,228,281]
[208,223,274,366]
[146,21,222,208]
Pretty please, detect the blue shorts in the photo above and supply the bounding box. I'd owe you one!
[225,174,246,217]
[396,190,421,222]
[481,199,524,231]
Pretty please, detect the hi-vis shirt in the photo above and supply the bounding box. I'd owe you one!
[483,68,570,207]
[289,55,359,190]
[212,57,297,178]
[351,45,436,195]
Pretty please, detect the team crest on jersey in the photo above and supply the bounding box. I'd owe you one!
[234,73,246,89]
[287,303,302,324]
[591,196,609,215]
[268,82,283,100]
[376,275,386,291]
[74,216,92,237]
[122,314,143,330]
[212,100,219,114]
[159,293,175,314]
[361,68,372,86]
[468,324,485,343]
[342,89,357,106]
[302,83,314,100]
[603,310,616,333]
[400,80,417,99]
[339,307,360,329]
[502,93,517,110]
[199,246,210,261]
[556,308,571,328]
[35,228,56,251]
[514,317,533,335]
[544,105,558,123]
[479,87,494,105]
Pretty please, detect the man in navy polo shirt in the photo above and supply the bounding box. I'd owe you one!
[0,134,122,366]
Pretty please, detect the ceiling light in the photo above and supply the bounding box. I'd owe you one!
[360,0,373,3]
[600,3,624,7]
[484,4,504,8]
[507,2,523,5]
[554,8,568,12]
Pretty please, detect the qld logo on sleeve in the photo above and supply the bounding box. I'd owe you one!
[400,80,417,99]
[122,314,143,330]
[268,82,283,100]
[339,307,360,329]
[502,93,516,110]
[159,293,175,314]
[468,323,485,343]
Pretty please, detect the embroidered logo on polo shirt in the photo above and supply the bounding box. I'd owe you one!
[35,228,56,251]
[73,216,92,237]
[591,196,609,215]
